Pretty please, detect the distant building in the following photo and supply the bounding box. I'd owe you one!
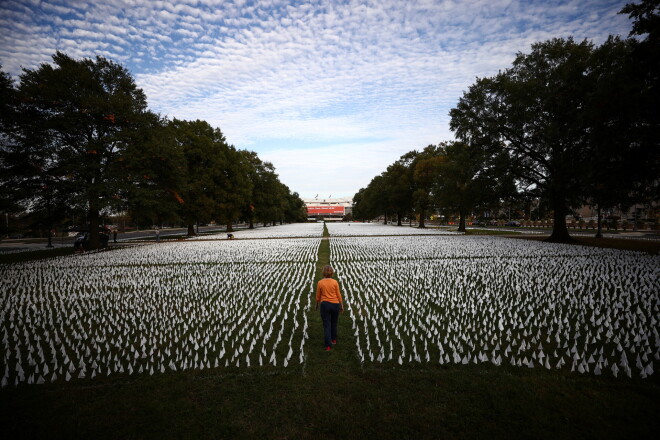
[302,196,353,221]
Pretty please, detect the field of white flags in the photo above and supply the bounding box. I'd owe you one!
[327,222,460,236]
[189,222,324,239]
[332,235,660,379]
[0,238,319,387]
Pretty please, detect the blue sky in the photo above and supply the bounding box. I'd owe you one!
[0,0,632,198]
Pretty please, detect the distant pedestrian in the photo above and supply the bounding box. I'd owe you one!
[113,229,117,243]
[156,228,160,242]
[315,265,343,351]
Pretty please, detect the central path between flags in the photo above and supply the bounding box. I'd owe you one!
[305,224,361,377]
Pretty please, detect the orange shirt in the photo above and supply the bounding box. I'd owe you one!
[316,278,343,304]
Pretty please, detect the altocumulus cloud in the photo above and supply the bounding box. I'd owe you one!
[0,0,631,197]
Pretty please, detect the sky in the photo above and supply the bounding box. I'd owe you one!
[0,0,633,198]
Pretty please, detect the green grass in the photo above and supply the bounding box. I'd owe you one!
[1,355,657,439]
[1,226,659,438]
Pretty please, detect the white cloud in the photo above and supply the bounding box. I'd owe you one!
[0,0,634,197]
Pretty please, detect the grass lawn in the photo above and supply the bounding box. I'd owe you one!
[1,228,659,439]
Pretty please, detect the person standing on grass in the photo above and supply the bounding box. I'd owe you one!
[315,265,343,351]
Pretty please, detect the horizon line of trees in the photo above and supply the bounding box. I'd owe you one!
[0,52,307,249]
[353,0,659,242]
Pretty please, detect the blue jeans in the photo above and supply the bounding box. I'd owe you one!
[320,301,340,348]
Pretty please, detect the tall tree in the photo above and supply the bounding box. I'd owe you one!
[241,151,281,228]
[582,37,649,237]
[352,175,387,222]
[382,162,413,226]
[618,0,660,221]
[351,187,369,221]
[450,38,596,242]
[169,119,229,236]
[399,145,443,228]
[433,141,515,232]
[0,67,22,228]
[13,52,149,248]
[218,145,252,232]
[122,114,186,229]
[283,190,307,223]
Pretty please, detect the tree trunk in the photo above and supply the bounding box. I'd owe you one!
[88,203,100,250]
[418,209,426,228]
[383,212,387,225]
[272,220,276,226]
[46,198,53,248]
[397,213,402,226]
[458,207,466,232]
[595,206,603,238]
[187,223,196,236]
[226,222,234,233]
[546,199,572,243]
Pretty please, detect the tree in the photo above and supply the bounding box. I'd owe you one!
[450,39,598,242]
[12,52,149,248]
[0,66,22,232]
[121,114,186,229]
[618,0,660,222]
[241,151,281,228]
[214,145,252,232]
[381,163,413,226]
[351,187,369,221]
[433,141,515,232]
[399,145,443,228]
[283,190,307,223]
[169,119,228,235]
[581,37,649,237]
[621,0,660,40]
[352,175,387,222]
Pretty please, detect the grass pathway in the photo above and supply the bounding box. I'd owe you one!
[305,224,361,374]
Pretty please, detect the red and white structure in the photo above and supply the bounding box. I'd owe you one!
[303,196,353,221]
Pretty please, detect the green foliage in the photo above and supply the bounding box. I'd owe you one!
[240,151,306,228]
[352,175,383,221]
[1,53,304,241]
[400,145,443,228]
[5,52,150,248]
[449,36,658,242]
[621,0,660,39]
[382,162,413,225]
[354,145,449,227]
[121,113,186,227]
[433,141,514,232]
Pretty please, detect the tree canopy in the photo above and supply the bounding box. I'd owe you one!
[354,5,658,238]
[1,53,305,246]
